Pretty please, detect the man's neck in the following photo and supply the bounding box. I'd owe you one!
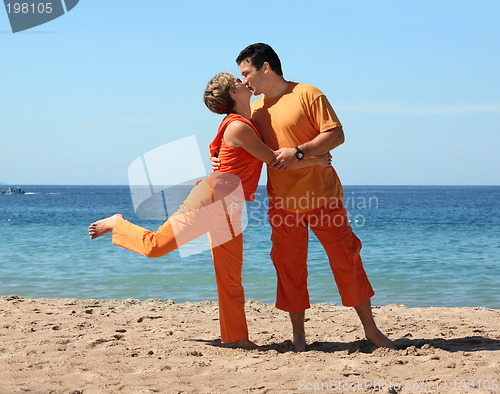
[264,77,289,99]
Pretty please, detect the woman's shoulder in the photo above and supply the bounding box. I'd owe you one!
[225,119,255,137]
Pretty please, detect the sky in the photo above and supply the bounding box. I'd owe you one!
[1,0,499,185]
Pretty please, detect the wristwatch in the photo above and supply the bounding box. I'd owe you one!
[295,146,304,160]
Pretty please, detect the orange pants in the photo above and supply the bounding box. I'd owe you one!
[268,200,374,312]
[111,177,248,343]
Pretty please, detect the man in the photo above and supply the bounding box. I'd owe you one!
[214,43,394,351]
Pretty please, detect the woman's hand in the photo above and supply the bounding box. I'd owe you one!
[316,152,332,167]
[210,155,221,171]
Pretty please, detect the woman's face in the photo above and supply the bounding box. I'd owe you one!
[232,77,252,101]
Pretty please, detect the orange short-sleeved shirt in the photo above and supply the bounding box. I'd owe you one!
[251,82,344,212]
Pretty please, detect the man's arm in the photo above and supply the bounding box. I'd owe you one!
[209,151,331,171]
[209,122,335,171]
[271,126,344,170]
[291,153,332,169]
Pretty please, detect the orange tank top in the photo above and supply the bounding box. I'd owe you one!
[209,114,263,201]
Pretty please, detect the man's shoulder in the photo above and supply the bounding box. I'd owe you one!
[292,82,325,99]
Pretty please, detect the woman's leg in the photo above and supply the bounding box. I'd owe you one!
[89,173,244,253]
[210,233,261,349]
[111,218,179,258]
[88,178,216,257]
[88,175,261,347]
[210,233,247,342]
[88,214,124,239]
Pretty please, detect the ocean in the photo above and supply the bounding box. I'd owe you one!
[0,185,499,309]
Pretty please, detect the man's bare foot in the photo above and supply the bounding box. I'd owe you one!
[233,339,266,350]
[365,327,396,349]
[293,333,306,352]
[289,311,306,352]
[88,214,124,239]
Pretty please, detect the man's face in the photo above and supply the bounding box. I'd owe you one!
[239,59,266,96]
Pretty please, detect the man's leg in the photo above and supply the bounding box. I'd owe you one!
[310,202,395,349]
[289,310,306,352]
[354,298,395,348]
[268,204,310,351]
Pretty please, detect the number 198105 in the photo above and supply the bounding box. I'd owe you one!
[5,2,53,14]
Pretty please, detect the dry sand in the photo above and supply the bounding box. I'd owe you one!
[0,296,499,393]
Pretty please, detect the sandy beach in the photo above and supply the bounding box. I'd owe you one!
[0,296,499,393]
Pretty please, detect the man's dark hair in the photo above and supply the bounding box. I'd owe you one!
[236,43,283,76]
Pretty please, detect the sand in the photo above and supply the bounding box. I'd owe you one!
[0,296,499,393]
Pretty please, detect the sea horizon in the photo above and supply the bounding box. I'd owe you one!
[1,185,499,309]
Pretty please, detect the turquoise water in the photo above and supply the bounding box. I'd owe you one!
[0,185,499,308]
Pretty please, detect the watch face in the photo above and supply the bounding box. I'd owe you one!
[297,152,304,159]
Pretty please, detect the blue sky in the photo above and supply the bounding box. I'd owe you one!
[1,0,499,185]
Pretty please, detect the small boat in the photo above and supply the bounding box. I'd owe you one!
[1,187,25,194]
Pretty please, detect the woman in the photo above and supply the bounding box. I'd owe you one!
[88,72,330,349]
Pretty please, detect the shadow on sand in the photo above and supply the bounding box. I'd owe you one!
[191,336,500,354]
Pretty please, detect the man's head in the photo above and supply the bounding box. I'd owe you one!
[236,43,283,76]
[203,72,236,114]
[236,43,283,96]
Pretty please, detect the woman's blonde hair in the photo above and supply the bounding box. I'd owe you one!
[203,72,236,114]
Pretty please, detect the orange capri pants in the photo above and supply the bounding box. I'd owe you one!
[268,200,374,312]
[111,176,248,343]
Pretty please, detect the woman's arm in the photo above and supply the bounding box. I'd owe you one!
[224,120,276,164]
[292,154,331,169]
[224,121,331,169]
[271,127,344,170]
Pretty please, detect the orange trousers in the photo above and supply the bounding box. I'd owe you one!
[111,177,248,343]
[268,200,374,312]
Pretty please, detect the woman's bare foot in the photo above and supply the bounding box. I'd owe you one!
[88,214,124,239]
[233,339,266,350]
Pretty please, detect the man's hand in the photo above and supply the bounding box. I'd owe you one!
[270,147,298,170]
[210,155,221,171]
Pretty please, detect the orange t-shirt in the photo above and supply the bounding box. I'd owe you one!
[209,113,263,201]
[251,82,344,212]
